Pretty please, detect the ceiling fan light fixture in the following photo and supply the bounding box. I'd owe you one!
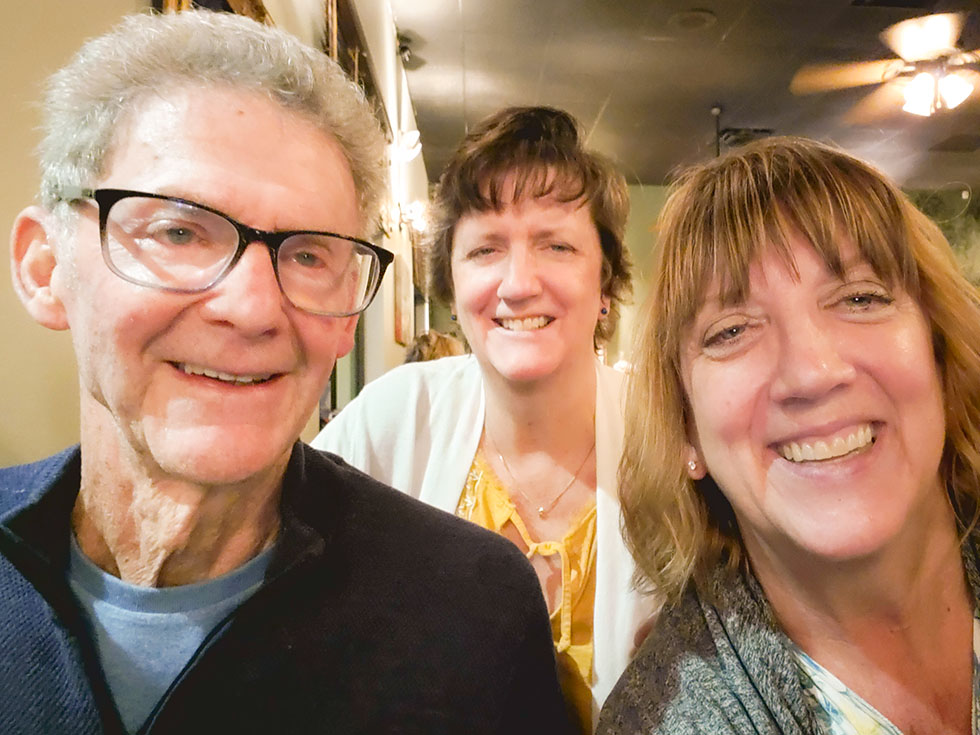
[903,71,938,115]
[939,72,973,109]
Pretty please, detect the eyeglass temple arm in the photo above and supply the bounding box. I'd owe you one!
[58,186,97,202]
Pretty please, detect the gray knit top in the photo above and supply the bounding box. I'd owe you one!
[597,532,980,735]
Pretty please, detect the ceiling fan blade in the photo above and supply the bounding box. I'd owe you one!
[790,59,903,94]
[843,82,906,125]
[880,12,965,61]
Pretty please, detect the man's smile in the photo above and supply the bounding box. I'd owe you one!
[174,362,277,385]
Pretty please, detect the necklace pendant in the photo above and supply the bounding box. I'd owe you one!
[537,506,546,517]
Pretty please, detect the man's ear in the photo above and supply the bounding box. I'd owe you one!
[10,206,69,331]
[334,314,359,359]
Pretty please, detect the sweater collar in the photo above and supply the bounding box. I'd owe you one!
[0,442,335,585]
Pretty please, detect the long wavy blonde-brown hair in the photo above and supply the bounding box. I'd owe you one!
[620,136,980,605]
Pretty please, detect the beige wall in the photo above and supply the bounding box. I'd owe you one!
[349,0,430,384]
[605,184,668,367]
[1,1,142,465]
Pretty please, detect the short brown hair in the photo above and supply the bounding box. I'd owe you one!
[620,136,980,605]
[426,106,631,343]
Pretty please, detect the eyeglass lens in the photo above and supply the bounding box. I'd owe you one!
[102,195,379,316]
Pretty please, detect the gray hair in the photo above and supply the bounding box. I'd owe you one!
[39,9,386,236]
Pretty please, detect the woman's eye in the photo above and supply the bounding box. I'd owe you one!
[549,242,574,253]
[466,246,497,259]
[704,323,746,348]
[838,289,894,311]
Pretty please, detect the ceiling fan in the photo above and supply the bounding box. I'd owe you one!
[790,12,980,123]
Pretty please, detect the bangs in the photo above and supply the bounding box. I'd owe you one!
[442,105,601,214]
[660,139,922,336]
[458,158,599,214]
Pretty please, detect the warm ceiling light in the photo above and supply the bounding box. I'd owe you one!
[891,13,959,61]
[939,72,974,109]
[903,72,938,116]
[902,70,974,116]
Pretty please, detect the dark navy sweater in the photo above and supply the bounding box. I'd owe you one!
[0,443,571,734]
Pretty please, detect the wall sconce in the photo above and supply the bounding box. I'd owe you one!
[390,129,422,162]
[399,200,428,234]
[379,200,428,238]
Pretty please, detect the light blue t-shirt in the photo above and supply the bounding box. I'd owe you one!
[68,536,274,733]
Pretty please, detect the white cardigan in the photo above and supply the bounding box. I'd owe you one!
[312,354,652,725]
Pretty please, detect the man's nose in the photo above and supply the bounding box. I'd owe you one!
[199,242,287,335]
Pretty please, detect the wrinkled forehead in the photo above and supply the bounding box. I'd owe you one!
[102,86,360,228]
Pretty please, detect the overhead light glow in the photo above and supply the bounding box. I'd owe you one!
[903,72,938,116]
[939,72,974,109]
[891,13,959,61]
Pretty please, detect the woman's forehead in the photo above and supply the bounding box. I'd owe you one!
[477,165,587,210]
[685,231,875,312]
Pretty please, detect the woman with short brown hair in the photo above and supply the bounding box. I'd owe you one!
[316,106,651,731]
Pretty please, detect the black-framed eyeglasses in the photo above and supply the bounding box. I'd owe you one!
[61,187,393,317]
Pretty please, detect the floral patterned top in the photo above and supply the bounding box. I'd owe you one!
[792,617,980,734]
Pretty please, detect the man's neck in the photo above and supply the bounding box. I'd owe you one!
[74,423,285,587]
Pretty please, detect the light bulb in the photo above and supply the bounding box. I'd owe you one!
[903,72,937,116]
[939,73,974,109]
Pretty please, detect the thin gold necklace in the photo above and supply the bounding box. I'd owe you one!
[484,429,596,518]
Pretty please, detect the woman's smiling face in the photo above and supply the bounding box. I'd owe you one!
[450,192,606,386]
[680,231,947,564]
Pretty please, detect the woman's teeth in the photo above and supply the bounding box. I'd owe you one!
[779,424,874,463]
[498,316,550,331]
[178,363,273,385]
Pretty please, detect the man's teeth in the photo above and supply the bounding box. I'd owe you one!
[498,316,550,331]
[179,364,273,385]
[779,424,874,463]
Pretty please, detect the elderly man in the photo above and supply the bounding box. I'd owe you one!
[1,10,569,735]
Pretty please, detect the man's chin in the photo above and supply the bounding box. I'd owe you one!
[141,425,294,487]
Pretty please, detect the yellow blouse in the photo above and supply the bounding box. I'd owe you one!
[456,449,598,732]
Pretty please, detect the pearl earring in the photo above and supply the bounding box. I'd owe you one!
[687,459,698,473]
[600,307,609,315]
